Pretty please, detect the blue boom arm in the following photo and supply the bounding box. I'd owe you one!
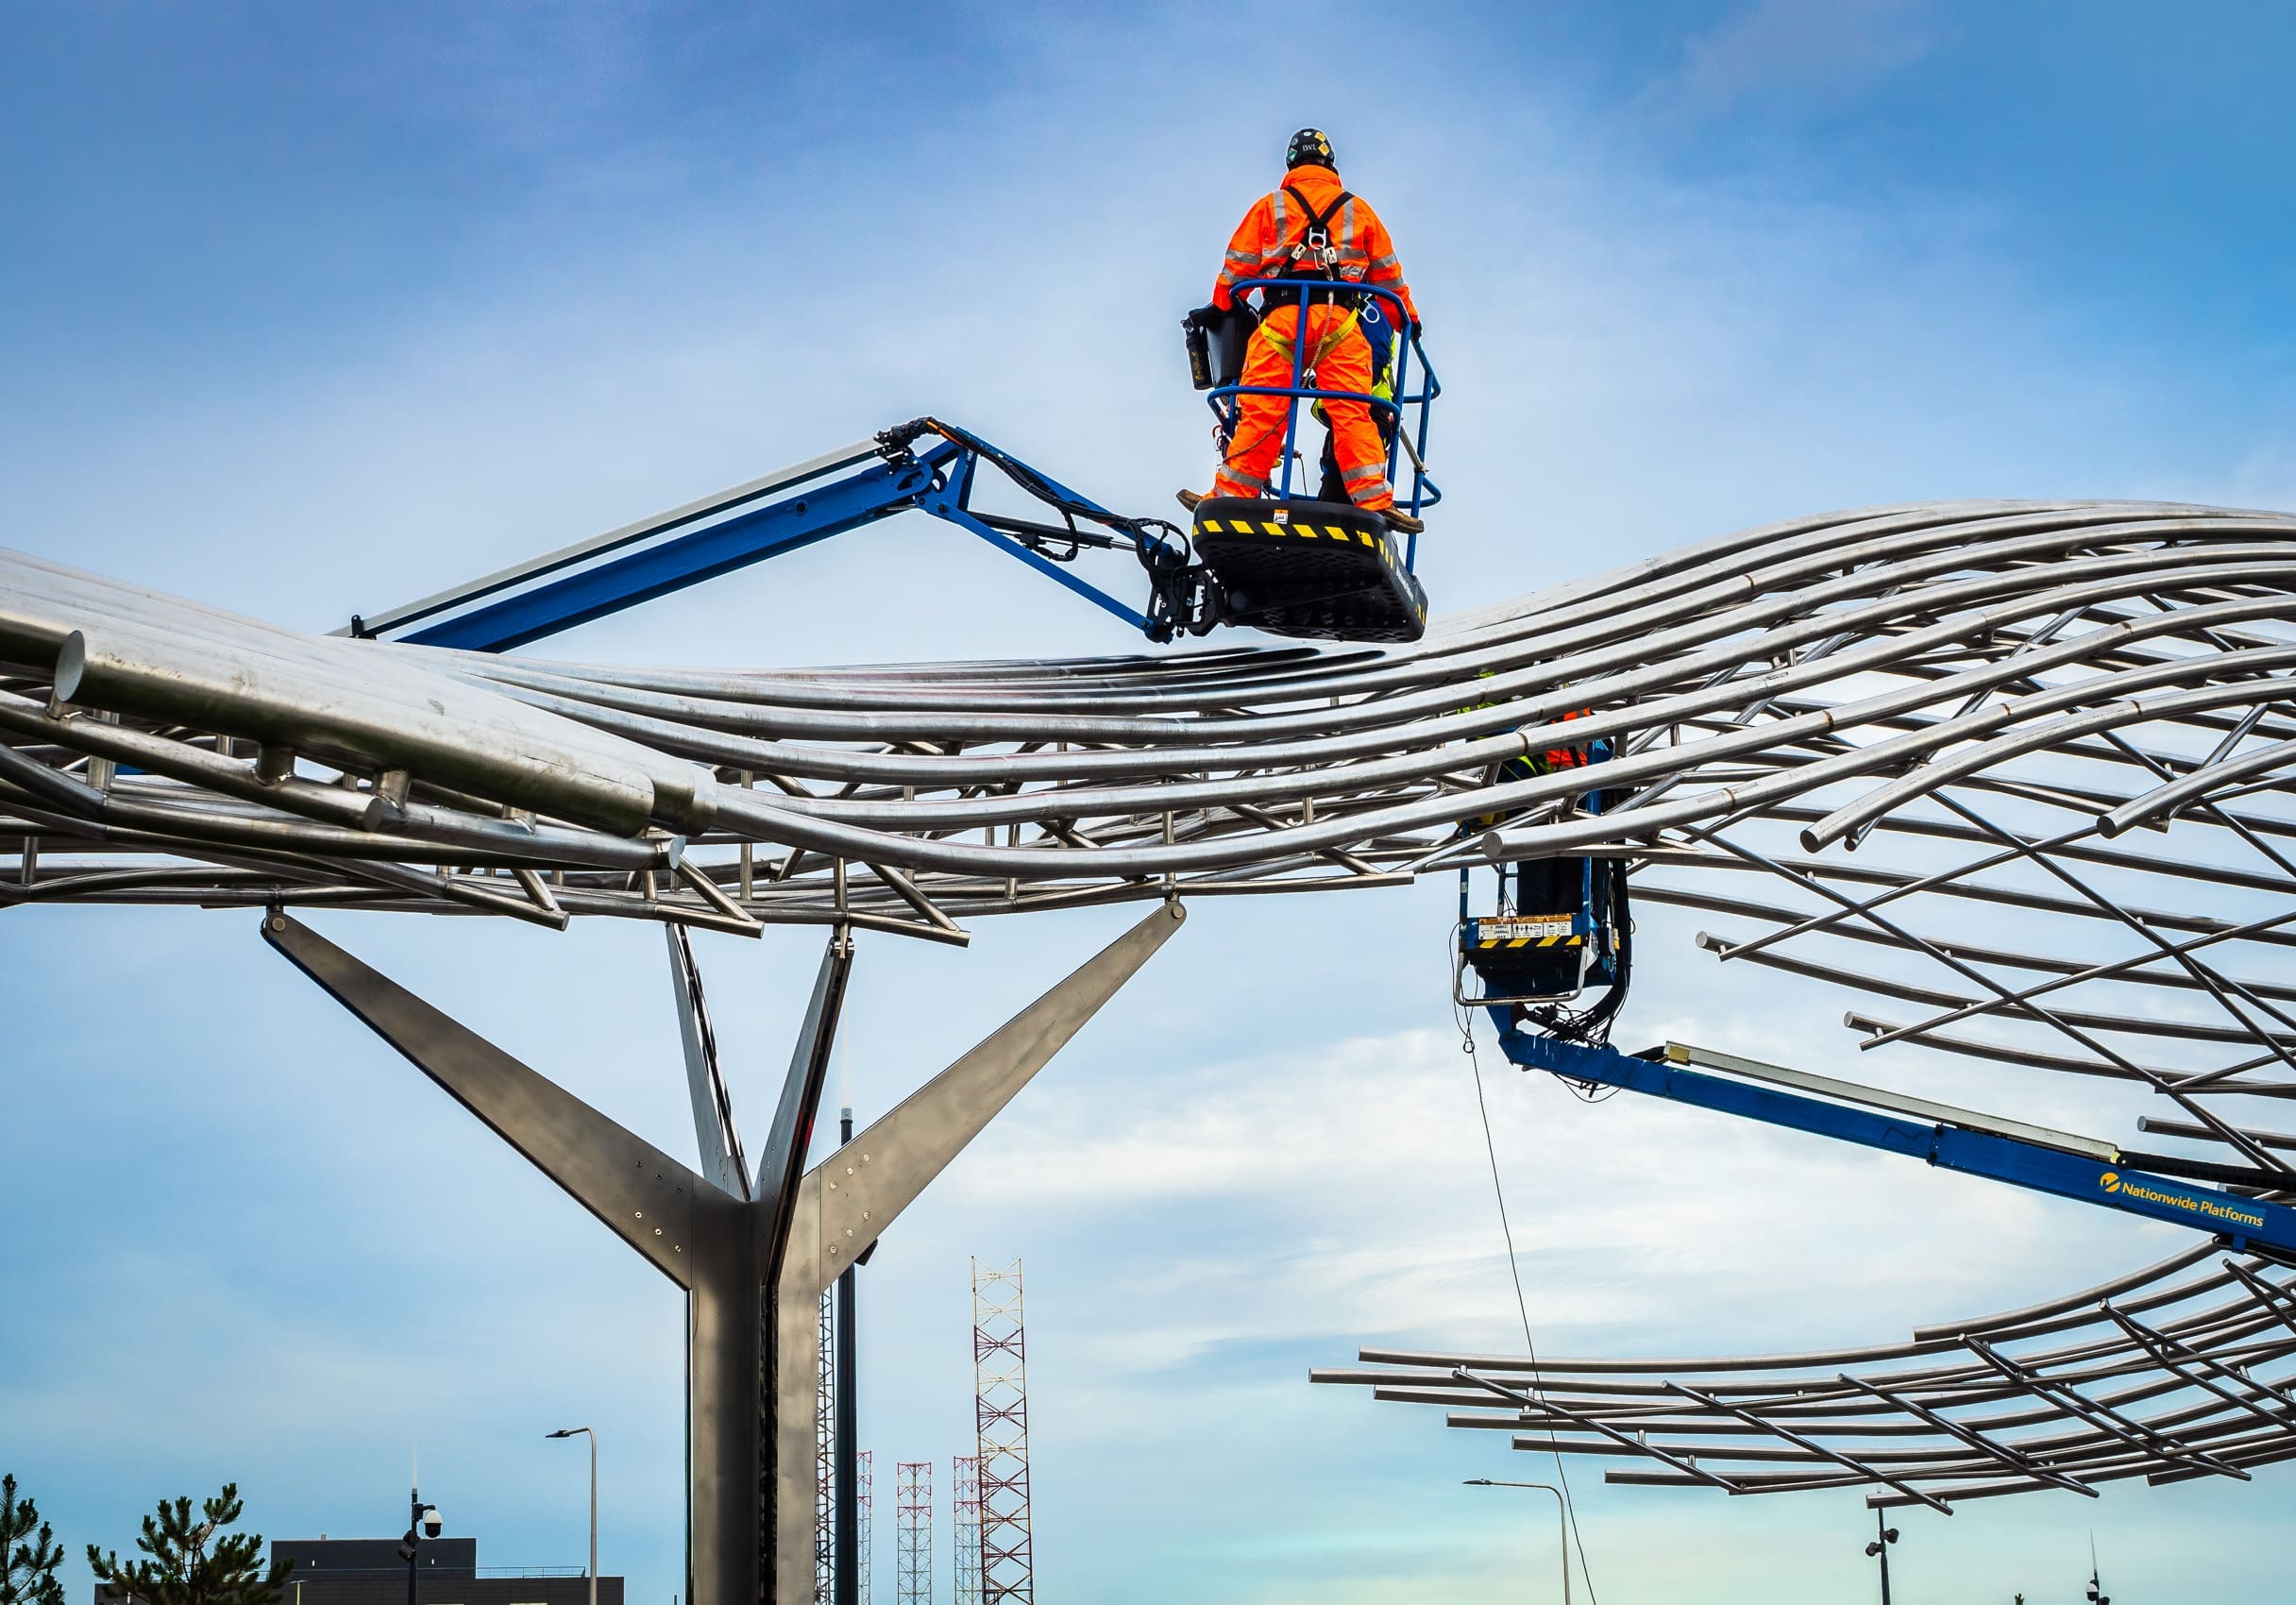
[1500,1028,2296,1258]
[347,422,1189,652]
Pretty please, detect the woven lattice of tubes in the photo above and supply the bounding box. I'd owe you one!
[15,500,2296,947]
[1315,1245,2296,1506]
[17,501,2296,1507]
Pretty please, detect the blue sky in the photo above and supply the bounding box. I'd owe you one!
[5,3,2295,1601]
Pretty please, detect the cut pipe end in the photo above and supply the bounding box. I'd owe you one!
[54,631,86,703]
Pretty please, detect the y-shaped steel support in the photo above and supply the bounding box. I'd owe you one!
[262,901,1184,1605]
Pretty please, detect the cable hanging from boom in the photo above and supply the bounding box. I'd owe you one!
[876,416,1206,640]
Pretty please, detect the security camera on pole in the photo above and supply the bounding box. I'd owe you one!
[1863,1509,1899,1605]
[397,1472,443,1605]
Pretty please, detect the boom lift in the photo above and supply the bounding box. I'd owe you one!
[1459,735,2296,1262]
[346,308,1440,652]
[1455,726,1633,1042]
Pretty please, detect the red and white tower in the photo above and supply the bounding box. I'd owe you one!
[817,1291,836,1602]
[970,1259,1035,1605]
[896,1461,932,1605]
[857,1450,875,1605]
[951,1456,982,1605]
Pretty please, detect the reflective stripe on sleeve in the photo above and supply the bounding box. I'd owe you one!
[1368,252,1400,272]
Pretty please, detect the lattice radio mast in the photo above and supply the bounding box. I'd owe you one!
[896,1461,932,1605]
[951,1456,982,1605]
[971,1259,1035,1605]
[817,1291,836,1602]
[857,1450,875,1605]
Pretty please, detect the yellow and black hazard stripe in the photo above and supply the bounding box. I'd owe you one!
[1475,933,1585,950]
[1195,515,1402,569]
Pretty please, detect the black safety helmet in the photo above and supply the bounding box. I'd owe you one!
[1286,127,1336,171]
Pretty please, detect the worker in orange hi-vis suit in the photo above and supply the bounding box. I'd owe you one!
[1180,128,1425,534]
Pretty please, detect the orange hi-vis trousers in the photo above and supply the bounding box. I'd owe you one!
[1209,304,1395,512]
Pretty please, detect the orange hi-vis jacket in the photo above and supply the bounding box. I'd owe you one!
[1211,165,1421,329]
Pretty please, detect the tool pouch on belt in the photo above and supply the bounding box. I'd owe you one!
[1184,303,1263,393]
[1214,303,1258,386]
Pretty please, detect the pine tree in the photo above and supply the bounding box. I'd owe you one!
[85,1486,291,1605]
[3,1475,67,1605]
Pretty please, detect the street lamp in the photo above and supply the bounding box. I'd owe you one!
[548,1428,598,1605]
[1462,1479,1569,1605]
[1864,1509,1899,1605]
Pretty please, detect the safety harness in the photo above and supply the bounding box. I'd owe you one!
[1260,184,1363,374]
[1281,184,1355,279]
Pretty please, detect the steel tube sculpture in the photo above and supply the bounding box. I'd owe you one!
[12,496,2296,1551]
[1314,1242,2296,1505]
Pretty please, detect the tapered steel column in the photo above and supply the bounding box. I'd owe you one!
[264,901,1182,1605]
[687,1203,763,1605]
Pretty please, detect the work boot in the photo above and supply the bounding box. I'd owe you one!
[1381,507,1426,536]
[1175,488,1206,513]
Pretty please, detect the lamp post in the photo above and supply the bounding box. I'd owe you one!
[548,1427,598,1605]
[1462,1479,1568,1605]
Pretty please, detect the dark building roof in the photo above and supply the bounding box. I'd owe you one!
[275,1540,479,1578]
[94,1537,622,1605]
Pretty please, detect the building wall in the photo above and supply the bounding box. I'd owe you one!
[92,1539,624,1605]
[276,1573,625,1605]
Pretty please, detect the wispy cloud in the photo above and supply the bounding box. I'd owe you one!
[1646,0,1937,122]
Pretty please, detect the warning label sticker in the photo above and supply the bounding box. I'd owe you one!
[1479,918,1575,941]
